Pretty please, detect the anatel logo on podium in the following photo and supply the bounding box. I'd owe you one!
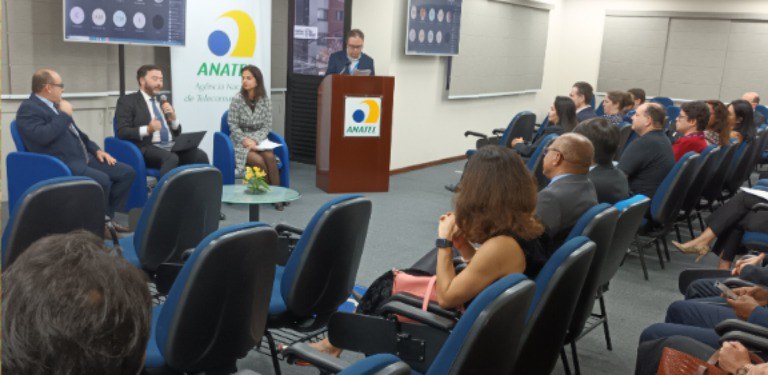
[344,97,382,137]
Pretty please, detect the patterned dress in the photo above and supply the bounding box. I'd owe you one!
[227,93,272,175]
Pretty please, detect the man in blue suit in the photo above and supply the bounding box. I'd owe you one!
[16,69,135,232]
[325,29,375,76]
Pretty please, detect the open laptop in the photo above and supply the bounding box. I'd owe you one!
[156,131,206,152]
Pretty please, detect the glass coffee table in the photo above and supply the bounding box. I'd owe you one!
[221,185,301,221]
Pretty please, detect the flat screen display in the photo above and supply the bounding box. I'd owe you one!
[406,0,462,56]
[64,0,186,46]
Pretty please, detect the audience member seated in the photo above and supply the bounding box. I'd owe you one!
[636,335,768,375]
[673,190,768,268]
[601,91,629,127]
[115,64,209,177]
[684,254,768,300]
[228,65,280,185]
[536,133,599,251]
[705,100,731,147]
[306,146,546,358]
[743,92,766,127]
[729,99,756,144]
[618,103,675,198]
[15,69,135,233]
[628,88,646,110]
[573,117,629,203]
[510,96,575,156]
[1,231,151,374]
[571,81,597,123]
[671,101,709,161]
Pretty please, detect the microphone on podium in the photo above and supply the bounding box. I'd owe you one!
[159,95,173,123]
[340,61,351,75]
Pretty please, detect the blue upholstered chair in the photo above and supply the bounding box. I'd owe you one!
[104,118,161,212]
[2,176,105,270]
[615,125,638,161]
[561,204,620,374]
[115,165,222,275]
[756,105,768,126]
[595,99,605,116]
[265,195,372,374]
[527,133,558,189]
[464,111,536,157]
[6,120,73,212]
[650,96,674,108]
[213,110,290,186]
[665,105,681,131]
[700,144,739,211]
[675,145,719,240]
[142,223,278,373]
[285,273,536,375]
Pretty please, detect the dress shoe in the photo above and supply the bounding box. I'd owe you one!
[671,241,710,262]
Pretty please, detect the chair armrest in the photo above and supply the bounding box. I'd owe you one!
[275,223,304,236]
[492,128,505,136]
[283,342,351,373]
[380,301,456,331]
[720,331,768,353]
[464,131,487,139]
[213,132,236,185]
[678,269,733,294]
[388,292,461,320]
[723,277,757,288]
[752,203,768,212]
[715,319,768,338]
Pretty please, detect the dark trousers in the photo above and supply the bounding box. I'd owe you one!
[80,158,135,218]
[685,278,726,299]
[639,298,736,348]
[708,192,768,262]
[143,145,210,177]
[635,335,716,375]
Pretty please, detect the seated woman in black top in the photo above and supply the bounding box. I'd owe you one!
[729,99,756,144]
[573,117,629,203]
[307,146,546,358]
[510,96,576,157]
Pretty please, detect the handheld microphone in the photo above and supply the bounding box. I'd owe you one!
[340,61,351,75]
[159,95,173,122]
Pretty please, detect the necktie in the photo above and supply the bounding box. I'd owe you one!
[150,98,170,144]
[349,61,358,74]
[69,123,89,163]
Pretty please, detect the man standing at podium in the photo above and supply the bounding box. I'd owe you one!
[325,29,375,76]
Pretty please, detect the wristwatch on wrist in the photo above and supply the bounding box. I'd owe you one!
[736,364,755,375]
[436,238,453,249]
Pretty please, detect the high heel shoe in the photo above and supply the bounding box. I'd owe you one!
[671,241,710,262]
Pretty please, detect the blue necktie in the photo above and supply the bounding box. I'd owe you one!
[150,98,170,144]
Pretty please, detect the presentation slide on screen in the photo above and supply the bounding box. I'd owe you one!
[64,0,186,46]
[406,0,462,56]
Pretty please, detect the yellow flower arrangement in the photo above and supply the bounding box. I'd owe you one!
[242,166,270,194]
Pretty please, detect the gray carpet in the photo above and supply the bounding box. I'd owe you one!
[2,161,750,374]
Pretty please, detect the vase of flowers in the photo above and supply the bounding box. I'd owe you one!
[243,166,270,194]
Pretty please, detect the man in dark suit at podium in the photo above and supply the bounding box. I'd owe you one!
[325,29,375,76]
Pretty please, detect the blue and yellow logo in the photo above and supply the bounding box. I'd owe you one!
[352,99,381,124]
[207,10,256,57]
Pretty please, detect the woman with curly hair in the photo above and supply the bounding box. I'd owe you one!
[704,100,731,146]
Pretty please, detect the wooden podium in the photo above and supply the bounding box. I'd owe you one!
[316,75,395,193]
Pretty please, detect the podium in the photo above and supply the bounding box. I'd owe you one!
[316,75,395,193]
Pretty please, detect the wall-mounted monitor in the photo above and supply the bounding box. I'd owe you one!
[64,0,186,46]
[405,0,462,56]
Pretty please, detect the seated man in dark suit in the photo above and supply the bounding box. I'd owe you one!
[115,64,209,177]
[2,231,151,374]
[16,69,135,232]
[537,133,599,252]
[325,29,375,76]
[573,117,629,203]
[570,81,597,123]
[617,103,675,198]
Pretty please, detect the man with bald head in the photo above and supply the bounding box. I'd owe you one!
[618,102,675,198]
[15,69,135,233]
[536,133,599,251]
[743,92,765,127]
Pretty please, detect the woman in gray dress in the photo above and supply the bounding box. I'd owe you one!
[228,65,280,187]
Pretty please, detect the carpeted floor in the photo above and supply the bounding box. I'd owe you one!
[2,160,751,374]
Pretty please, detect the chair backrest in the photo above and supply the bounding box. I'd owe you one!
[536,114,550,138]
[10,120,27,151]
[701,144,738,202]
[340,354,410,375]
[155,223,277,372]
[666,106,681,124]
[601,195,651,286]
[134,165,223,270]
[563,204,620,344]
[281,195,373,317]
[724,140,757,193]
[679,145,719,215]
[426,275,535,375]
[2,177,105,269]
[614,125,637,161]
[650,152,699,228]
[756,105,768,124]
[527,133,558,189]
[220,111,231,135]
[737,131,768,185]
[513,237,596,374]
[650,96,674,108]
[500,111,536,146]
[595,99,605,116]
[6,152,73,213]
